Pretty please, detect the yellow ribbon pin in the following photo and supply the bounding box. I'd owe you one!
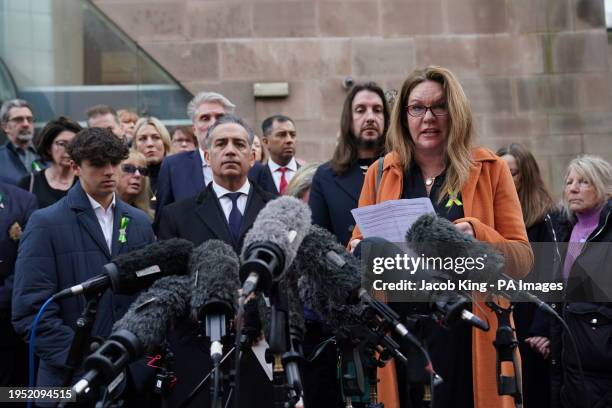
[445,190,463,208]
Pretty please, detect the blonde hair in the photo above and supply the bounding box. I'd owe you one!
[120,151,154,219]
[386,66,474,203]
[132,117,171,157]
[562,155,612,219]
[285,162,320,200]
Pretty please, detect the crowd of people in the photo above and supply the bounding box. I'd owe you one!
[0,64,611,408]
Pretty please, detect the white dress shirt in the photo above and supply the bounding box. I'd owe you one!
[199,149,213,187]
[86,193,116,252]
[212,179,251,223]
[267,157,298,192]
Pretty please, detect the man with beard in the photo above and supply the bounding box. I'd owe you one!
[309,82,390,246]
[0,99,44,185]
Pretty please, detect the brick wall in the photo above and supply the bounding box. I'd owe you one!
[93,0,612,195]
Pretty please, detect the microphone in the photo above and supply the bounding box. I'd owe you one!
[239,196,311,296]
[72,273,194,397]
[189,240,240,365]
[406,214,553,313]
[53,238,194,300]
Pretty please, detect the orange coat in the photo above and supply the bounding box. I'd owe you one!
[351,147,533,408]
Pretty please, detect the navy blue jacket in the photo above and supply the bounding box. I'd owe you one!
[247,161,281,196]
[11,182,154,387]
[308,161,365,246]
[0,142,43,185]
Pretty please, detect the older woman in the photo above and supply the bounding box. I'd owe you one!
[497,143,559,408]
[170,125,197,155]
[350,66,533,408]
[18,116,81,208]
[117,151,153,219]
[131,117,171,197]
[552,155,612,408]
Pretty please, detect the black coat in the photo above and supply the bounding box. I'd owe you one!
[157,182,275,253]
[308,161,364,246]
[550,199,612,408]
[156,182,276,408]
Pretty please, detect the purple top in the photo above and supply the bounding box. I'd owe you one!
[562,204,603,281]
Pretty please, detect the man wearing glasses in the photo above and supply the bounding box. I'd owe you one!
[0,99,43,185]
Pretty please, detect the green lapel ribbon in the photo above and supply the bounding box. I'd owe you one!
[31,161,42,172]
[445,190,463,208]
[0,192,4,209]
[118,216,130,243]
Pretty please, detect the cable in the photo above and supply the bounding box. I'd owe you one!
[27,296,54,408]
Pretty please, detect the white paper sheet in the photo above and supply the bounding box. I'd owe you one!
[351,198,436,243]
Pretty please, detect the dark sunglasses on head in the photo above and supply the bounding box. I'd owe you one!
[121,164,149,176]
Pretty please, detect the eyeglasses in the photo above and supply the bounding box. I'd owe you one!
[53,140,71,149]
[121,164,149,176]
[406,104,449,118]
[8,116,34,124]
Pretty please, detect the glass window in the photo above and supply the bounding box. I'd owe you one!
[0,0,192,126]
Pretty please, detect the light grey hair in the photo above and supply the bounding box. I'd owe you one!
[285,162,321,200]
[1,99,33,123]
[562,154,612,219]
[187,92,235,122]
[204,114,254,149]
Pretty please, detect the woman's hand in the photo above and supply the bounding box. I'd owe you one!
[525,336,551,359]
[348,238,362,253]
[454,221,475,237]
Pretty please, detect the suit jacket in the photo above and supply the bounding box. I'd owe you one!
[309,161,364,246]
[154,150,205,230]
[158,182,275,253]
[157,182,276,408]
[352,147,533,408]
[248,160,302,196]
[0,142,43,185]
[11,182,155,388]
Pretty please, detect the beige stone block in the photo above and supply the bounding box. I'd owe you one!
[415,36,478,75]
[480,136,535,153]
[531,135,583,157]
[516,75,579,113]
[95,1,186,41]
[447,0,508,34]
[186,2,252,39]
[381,0,444,36]
[549,112,612,134]
[219,39,351,80]
[460,77,514,114]
[352,38,416,76]
[577,73,612,112]
[508,0,571,33]
[254,81,322,121]
[583,134,612,162]
[574,0,606,29]
[549,31,609,73]
[319,78,351,121]
[477,35,544,75]
[480,115,550,138]
[252,2,316,37]
[143,41,218,82]
[319,1,380,37]
[549,155,576,196]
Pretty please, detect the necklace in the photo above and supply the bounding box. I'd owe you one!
[425,177,435,186]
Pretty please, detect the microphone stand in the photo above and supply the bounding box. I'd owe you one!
[485,299,523,408]
[268,281,303,408]
[63,292,103,387]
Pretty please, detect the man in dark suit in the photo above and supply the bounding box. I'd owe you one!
[248,115,300,196]
[0,181,37,387]
[158,114,276,407]
[12,128,155,392]
[154,91,236,231]
[309,82,390,246]
[0,99,44,185]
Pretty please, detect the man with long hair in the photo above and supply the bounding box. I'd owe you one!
[309,82,390,246]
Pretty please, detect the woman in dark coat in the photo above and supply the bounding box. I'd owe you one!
[497,143,561,408]
[551,155,612,408]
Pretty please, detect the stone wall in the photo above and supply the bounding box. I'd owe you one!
[92,0,612,195]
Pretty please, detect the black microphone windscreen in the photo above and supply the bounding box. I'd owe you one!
[189,239,240,319]
[107,238,194,294]
[112,274,193,354]
[240,196,311,281]
[293,225,364,328]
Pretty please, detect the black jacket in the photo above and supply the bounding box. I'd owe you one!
[550,199,612,408]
